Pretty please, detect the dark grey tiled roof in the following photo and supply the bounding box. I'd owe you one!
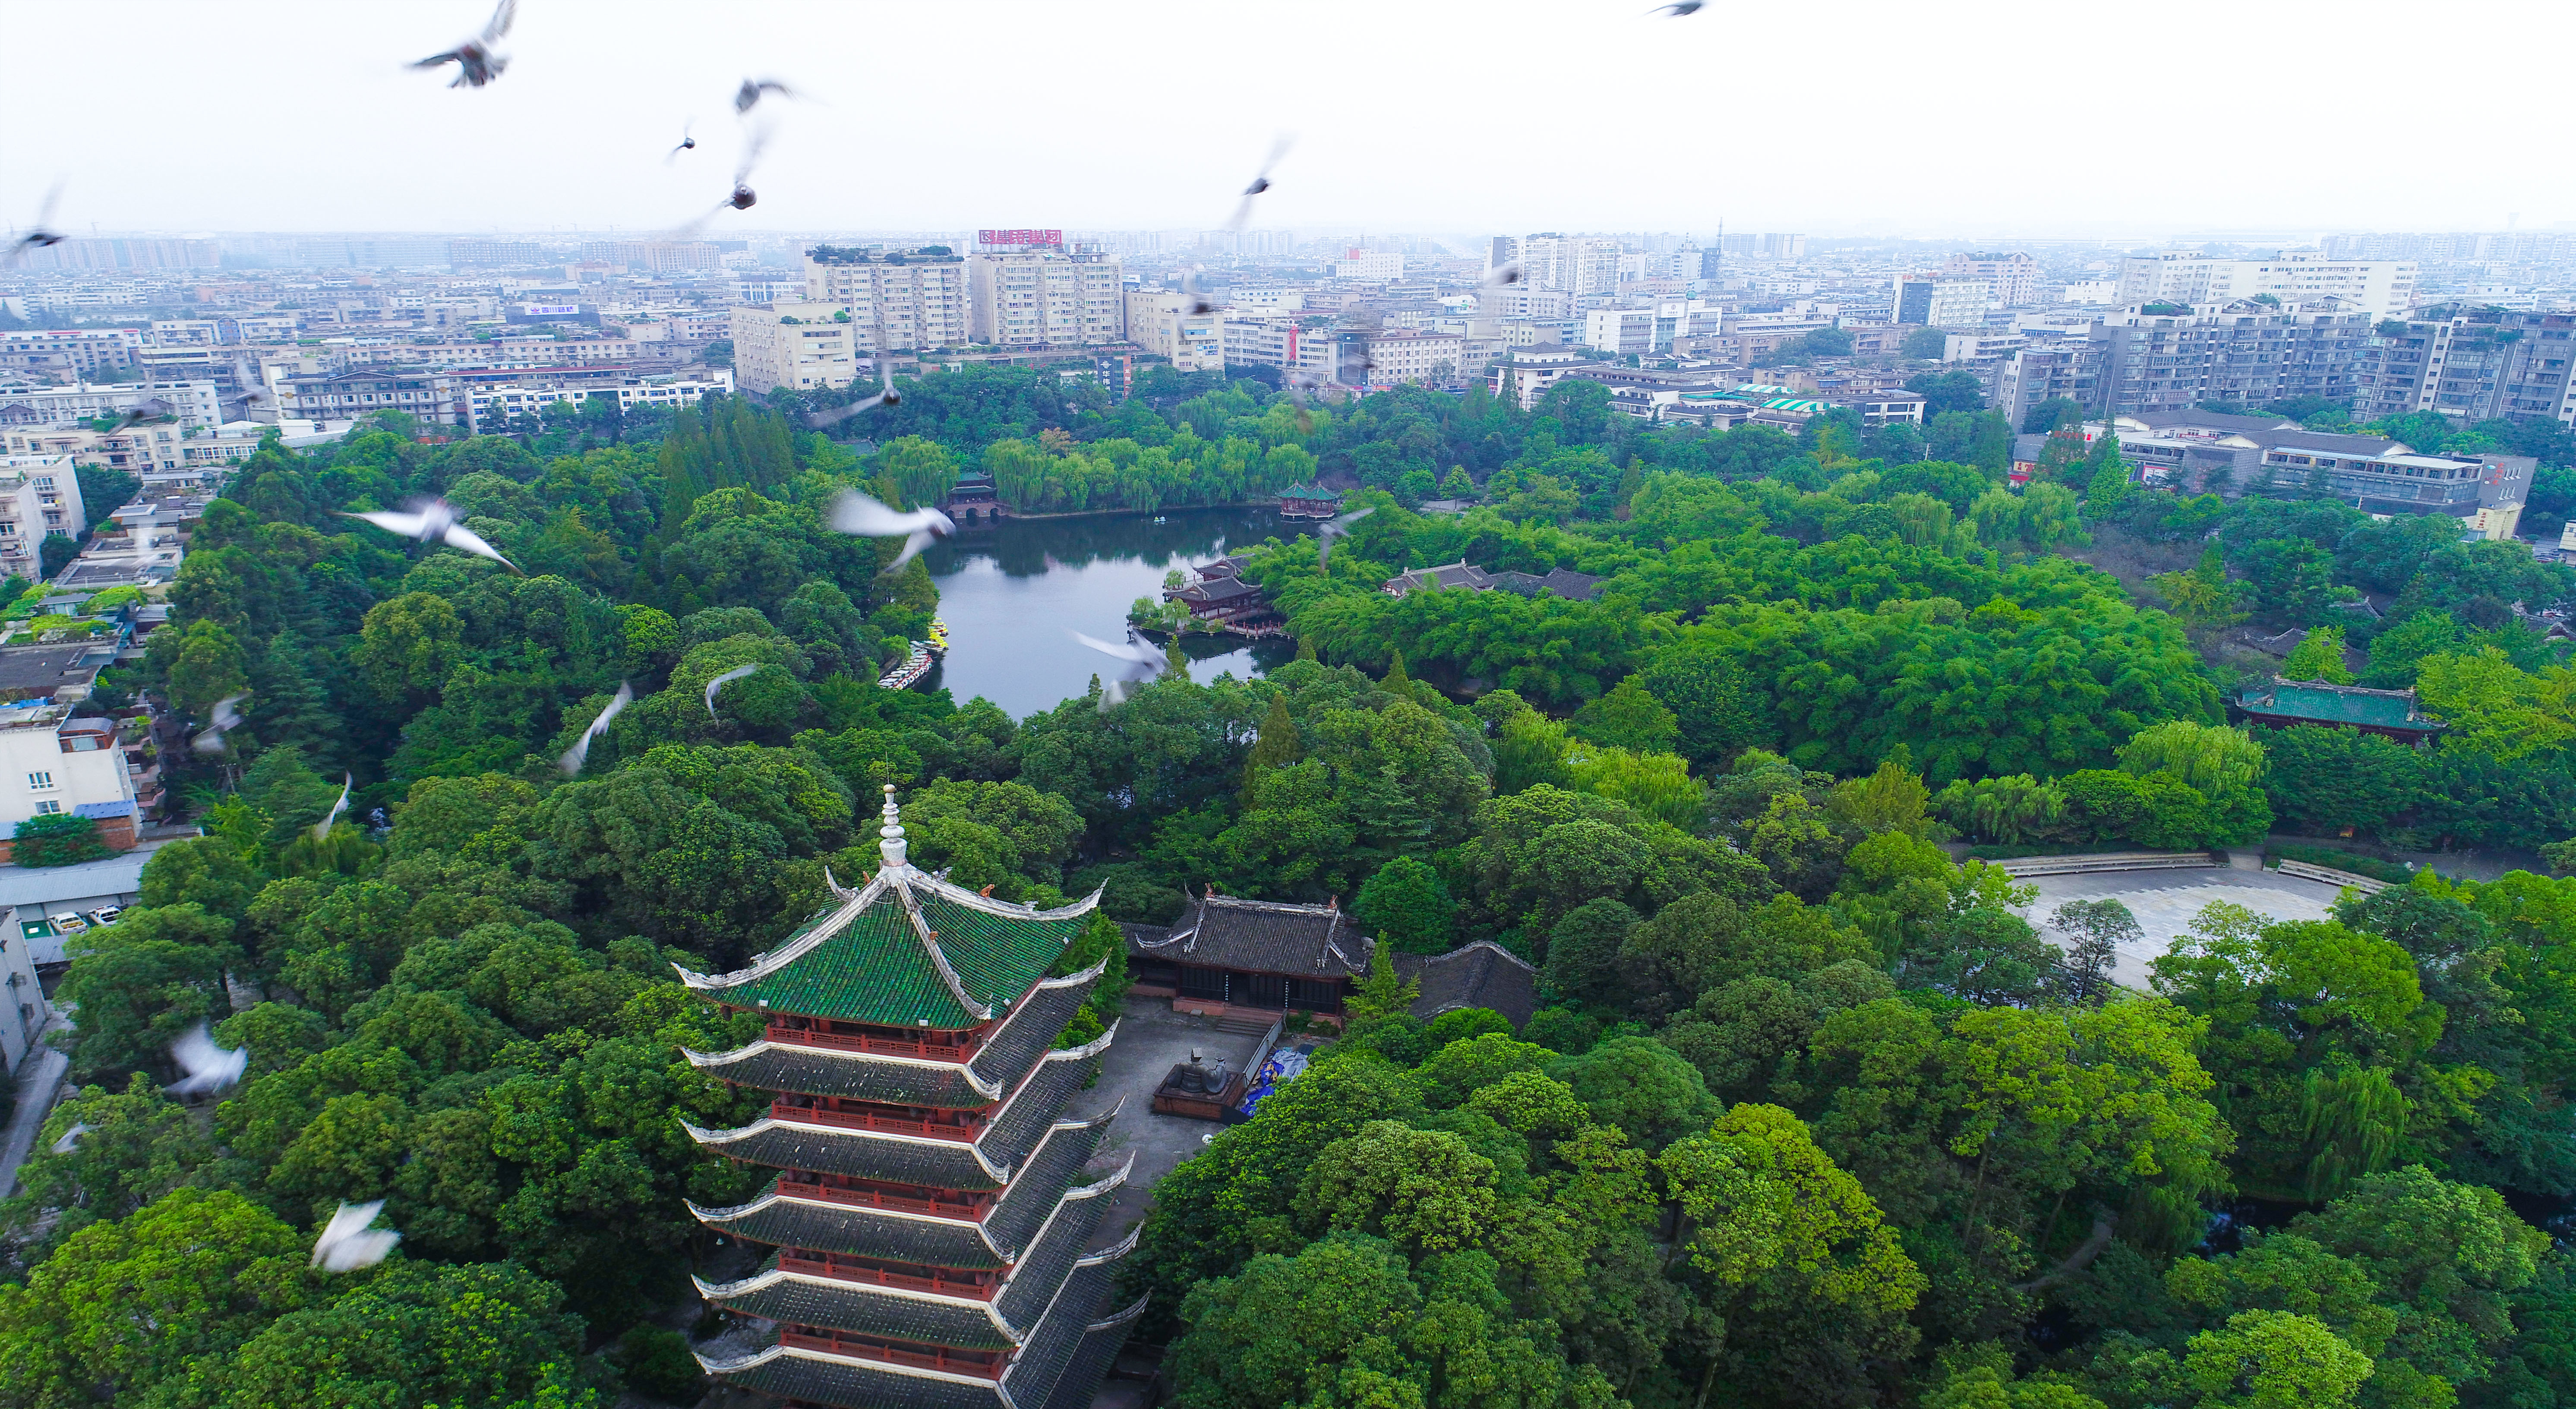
[993,1172,1121,1330]
[1007,1236,1137,1409]
[691,1185,1008,1269]
[1127,892,1372,976]
[704,1348,1004,1409]
[968,971,1101,1091]
[1178,577,1263,605]
[1396,940,1539,1027]
[685,1042,1000,1109]
[985,1113,1114,1254]
[1539,568,1604,602]
[980,1040,1110,1171]
[1038,1291,1148,1409]
[700,1262,1017,1349]
[686,1118,1007,1191]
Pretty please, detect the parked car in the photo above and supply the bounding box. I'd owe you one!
[85,906,120,926]
[48,912,86,935]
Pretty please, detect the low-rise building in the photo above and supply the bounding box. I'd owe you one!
[277,370,468,425]
[0,698,137,859]
[729,303,859,395]
[1358,331,1465,386]
[1488,347,1603,411]
[1126,291,1225,373]
[465,373,732,432]
[0,379,223,431]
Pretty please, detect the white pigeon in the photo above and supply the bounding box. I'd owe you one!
[312,772,352,842]
[557,681,632,776]
[165,1020,247,1096]
[189,693,247,754]
[340,498,521,574]
[48,1122,90,1155]
[805,361,901,429]
[1316,506,1375,568]
[703,664,758,716]
[828,491,953,572]
[1073,631,1172,711]
[311,1199,402,1272]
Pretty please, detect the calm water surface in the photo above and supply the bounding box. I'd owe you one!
[914,506,1303,720]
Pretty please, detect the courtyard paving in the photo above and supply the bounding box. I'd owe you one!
[2011,862,2347,988]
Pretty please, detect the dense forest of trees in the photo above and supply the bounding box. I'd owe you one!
[9,361,2576,1409]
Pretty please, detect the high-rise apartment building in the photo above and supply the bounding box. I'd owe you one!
[966,247,1124,348]
[730,303,860,395]
[1515,235,1623,296]
[1938,252,2038,307]
[2113,251,2417,319]
[804,246,972,354]
[1993,307,2375,426]
[2352,310,2576,427]
[1896,279,1992,328]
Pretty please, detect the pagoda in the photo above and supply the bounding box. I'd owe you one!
[680,785,1143,1409]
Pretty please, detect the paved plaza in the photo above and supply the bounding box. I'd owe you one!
[2011,864,2347,988]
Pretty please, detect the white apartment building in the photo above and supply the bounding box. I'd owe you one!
[1488,347,1600,411]
[1333,250,1405,281]
[966,249,1126,348]
[0,380,224,431]
[467,374,734,432]
[1221,317,1328,375]
[0,703,136,844]
[1939,252,2039,307]
[1587,308,1657,357]
[1126,291,1226,373]
[1515,236,1624,296]
[1482,287,1575,320]
[730,303,860,395]
[2115,251,2418,319]
[0,329,141,378]
[802,248,972,353]
[1358,332,1466,386]
[0,457,86,577]
[1225,287,1306,313]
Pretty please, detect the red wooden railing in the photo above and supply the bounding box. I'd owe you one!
[769,1101,981,1142]
[777,1251,997,1301]
[766,1023,975,1061]
[776,1178,988,1221]
[781,1328,1004,1379]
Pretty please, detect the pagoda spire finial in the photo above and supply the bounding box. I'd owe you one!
[878,784,909,870]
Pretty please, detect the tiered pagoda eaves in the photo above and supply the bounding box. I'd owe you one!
[680,786,1142,1409]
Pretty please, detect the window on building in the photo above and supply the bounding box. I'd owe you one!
[31,801,60,816]
[26,771,52,790]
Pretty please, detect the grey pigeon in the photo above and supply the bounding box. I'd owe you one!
[410,0,517,87]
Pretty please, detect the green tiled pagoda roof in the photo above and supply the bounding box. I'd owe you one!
[2237,678,2442,731]
[679,792,1102,1029]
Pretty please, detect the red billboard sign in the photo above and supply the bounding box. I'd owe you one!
[977,229,1062,247]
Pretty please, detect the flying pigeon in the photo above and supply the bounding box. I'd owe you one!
[313,773,352,842]
[339,497,521,573]
[48,1122,89,1155]
[703,664,758,716]
[668,124,771,239]
[1181,265,1219,317]
[6,183,64,267]
[1478,262,1524,290]
[828,491,953,572]
[1650,1,1705,13]
[410,0,518,88]
[733,77,798,115]
[311,1199,402,1273]
[165,1021,247,1097]
[806,360,901,429]
[666,122,696,161]
[557,681,632,776]
[1073,631,1172,711]
[1224,136,1294,234]
[1315,506,1375,568]
[189,693,247,755]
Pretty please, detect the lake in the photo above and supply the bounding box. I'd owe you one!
[913,505,1304,720]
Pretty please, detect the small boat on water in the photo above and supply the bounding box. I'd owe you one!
[879,618,949,691]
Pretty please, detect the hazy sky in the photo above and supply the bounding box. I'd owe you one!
[7,0,2568,240]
